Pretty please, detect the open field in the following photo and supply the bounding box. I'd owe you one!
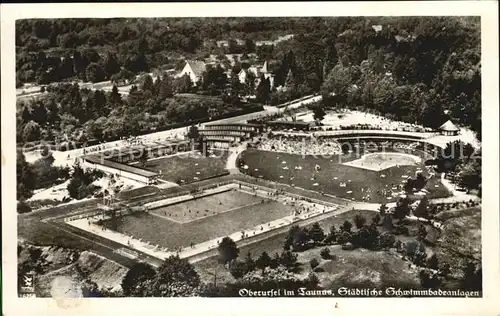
[239,149,450,203]
[99,197,294,250]
[145,151,229,184]
[150,190,262,223]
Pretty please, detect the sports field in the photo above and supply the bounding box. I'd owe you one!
[239,149,450,203]
[98,192,294,249]
[149,190,263,223]
[144,151,229,184]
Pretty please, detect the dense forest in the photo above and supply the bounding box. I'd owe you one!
[16,16,481,147]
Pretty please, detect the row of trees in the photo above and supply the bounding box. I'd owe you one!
[17,17,481,137]
[16,18,307,86]
[121,252,319,297]
[17,72,262,146]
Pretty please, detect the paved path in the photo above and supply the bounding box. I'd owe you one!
[225,142,248,174]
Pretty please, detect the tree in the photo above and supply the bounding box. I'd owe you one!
[320,247,331,260]
[270,253,280,269]
[17,150,36,200]
[279,250,298,272]
[310,258,320,270]
[309,222,325,245]
[230,260,248,279]
[292,227,309,251]
[393,198,411,222]
[17,200,32,214]
[379,203,388,216]
[244,39,255,54]
[457,160,481,193]
[158,74,174,99]
[461,261,482,291]
[202,64,227,94]
[284,69,297,90]
[139,149,149,167]
[187,125,200,141]
[85,63,105,83]
[371,213,381,226]
[66,162,102,200]
[227,75,243,102]
[152,255,201,296]
[340,220,353,233]
[351,226,375,249]
[141,74,154,92]
[244,252,256,272]
[310,103,326,122]
[354,214,366,229]
[284,225,309,251]
[439,263,451,278]
[382,214,394,231]
[256,75,271,104]
[417,224,428,241]
[414,173,428,191]
[174,74,193,94]
[403,178,414,193]
[324,225,337,244]
[283,225,300,250]
[414,197,430,219]
[377,232,396,249]
[121,262,156,296]
[22,121,41,143]
[103,52,121,79]
[427,254,439,270]
[218,237,239,266]
[336,231,351,245]
[419,269,441,289]
[255,251,272,275]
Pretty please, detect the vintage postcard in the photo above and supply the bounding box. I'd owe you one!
[1,2,499,316]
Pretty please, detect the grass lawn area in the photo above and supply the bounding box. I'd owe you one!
[194,209,441,289]
[194,209,378,285]
[99,198,294,250]
[144,151,229,184]
[150,190,263,223]
[303,246,421,290]
[19,218,92,250]
[432,208,481,278]
[239,149,450,203]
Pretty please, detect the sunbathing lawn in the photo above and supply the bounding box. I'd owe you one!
[150,190,262,223]
[99,198,294,249]
[239,149,450,203]
[194,209,377,285]
[144,151,229,184]
[432,208,481,277]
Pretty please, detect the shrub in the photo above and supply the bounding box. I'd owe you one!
[310,258,320,270]
[320,248,331,260]
[17,200,32,214]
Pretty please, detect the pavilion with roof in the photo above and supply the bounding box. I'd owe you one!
[439,120,460,136]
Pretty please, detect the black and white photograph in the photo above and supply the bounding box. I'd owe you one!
[2,2,499,316]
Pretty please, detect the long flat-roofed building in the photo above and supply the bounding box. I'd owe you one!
[82,155,159,185]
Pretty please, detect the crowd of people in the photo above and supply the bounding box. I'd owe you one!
[256,135,342,156]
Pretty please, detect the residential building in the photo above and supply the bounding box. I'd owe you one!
[178,60,207,86]
[238,61,275,90]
